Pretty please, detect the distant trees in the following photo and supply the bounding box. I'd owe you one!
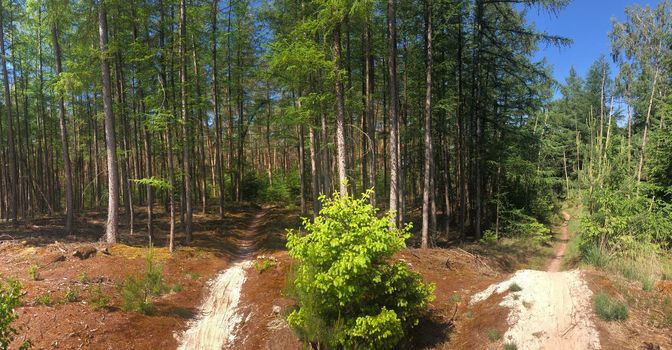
[0,0,583,248]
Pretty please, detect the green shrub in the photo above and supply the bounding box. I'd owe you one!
[78,272,90,284]
[0,278,23,349]
[286,191,435,349]
[582,245,610,268]
[486,329,501,342]
[254,256,277,273]
[509,283,522,292]
[593,293,628,321]
[87,283,109,310]
[28,265,39,281]
[35,294,51,306]
[63,287,79,303]
[120,246,169,315]
[504,342,518,350]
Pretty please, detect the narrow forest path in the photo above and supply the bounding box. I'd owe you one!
[547,211,571,273]
[176,210,267,350]
[471,210,602,349]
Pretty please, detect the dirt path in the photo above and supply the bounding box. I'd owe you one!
[470,211,602,349]
[176,210,266,350]
[547,211,571,273]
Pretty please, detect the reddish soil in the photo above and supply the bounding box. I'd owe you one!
[547,211,571,272]
[584,269,672,350]
[0,204,283,350]
[10,204,656,349]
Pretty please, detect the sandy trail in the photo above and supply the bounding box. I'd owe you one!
[471,211,602,350]
[547,211,571,273]
[177,210,265,350]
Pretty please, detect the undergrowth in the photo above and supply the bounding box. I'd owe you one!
[286,190,434,349]
[120,245,172,315]
[593,293,628,321]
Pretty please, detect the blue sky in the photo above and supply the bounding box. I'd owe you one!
[526,0,662,86]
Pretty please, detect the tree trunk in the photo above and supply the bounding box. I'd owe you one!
[365,14,376,208]
[332,25,348,197]
[0,3,17,223]
[421,0,433,248]
[180,0,193,242]
[98,5,119,244]
[637,66,659,184]
[387,0,399,225]
[51,24,74,232]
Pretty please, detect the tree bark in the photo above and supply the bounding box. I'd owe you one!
[387,0,399,225]
[332,25,348,197]
[98,5,119,244]
[51,24,74,232]
[179,0,193,241]
[0,2,17,223]
[421,0,433,248]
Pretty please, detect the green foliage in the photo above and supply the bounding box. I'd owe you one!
[27,265,39,281]
[35,294,51,306]
[132,177,173,192]
[593,293,628,321]
[120,246,169,315]
[0,278,23,350]
[78,272,90,284]
[286,191,434,349]
[486,329,501,342]
[581,245,610,269]
[504,342,519,350]
[87,283,109,310]
[509,283,522,292]
[241,171,301,204]
[254,257,277,273]
[497,208,551,244]
[63,287,79,303]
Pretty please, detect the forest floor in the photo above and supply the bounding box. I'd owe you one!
[0,205,670,349]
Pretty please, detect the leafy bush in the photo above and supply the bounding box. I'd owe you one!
[35,294,51,306]
[495,208,551,244]
[254,256,278,273]
[593,293,628,321]
[27,266,39,281]
[0,279,23,349]
[286,191,435,349]
[504,342,518,350]
[486,329,501,342]
[63,287,79,303]
[87,283,109,310]
[120,246,169,315]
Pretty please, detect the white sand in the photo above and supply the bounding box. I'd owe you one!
[471,269,601,350]
[177,260,252,350]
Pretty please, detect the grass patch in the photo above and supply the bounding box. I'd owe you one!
[28,265,39,281]
[593,293,628,321]
[253,256,278,273]
[78,272,90,284]
[35,293,51,306]
[63,287,79,303]
[187,272,200,280]
[88,283,110,310]
[485,329,500,342]
[120,245,170,315]
[504,342,518,350]
[509,283,522,292]
[582,245,610,269]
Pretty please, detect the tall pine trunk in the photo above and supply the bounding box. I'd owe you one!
[421,0,433,248]
[332,25,348,197]
[179,0,193,241]
[387,0,399,225]
[98,5,119,244]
